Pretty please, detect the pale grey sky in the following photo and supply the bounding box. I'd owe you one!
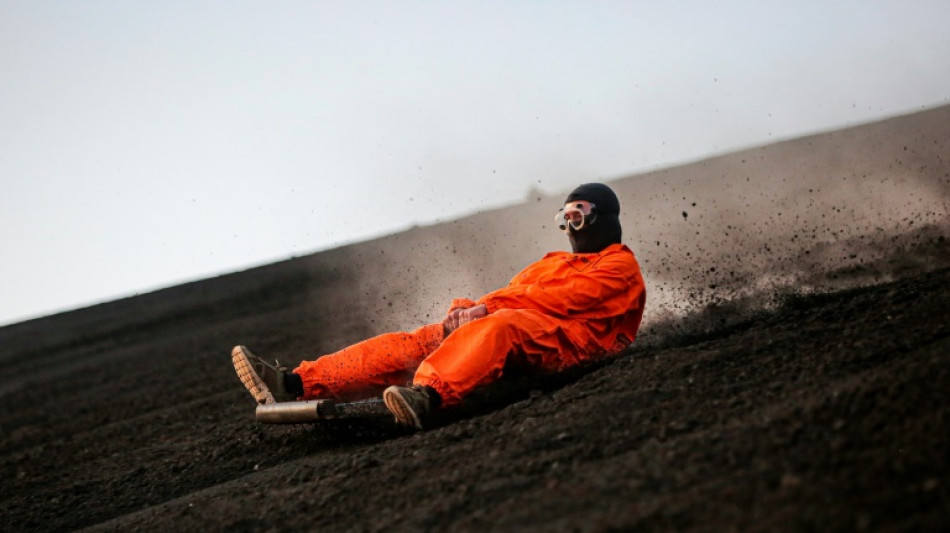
[1,0,949,326]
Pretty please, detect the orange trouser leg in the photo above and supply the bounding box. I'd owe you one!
[293,323,443,401]
[413,309,589,406]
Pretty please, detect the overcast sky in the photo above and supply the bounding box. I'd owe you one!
[1,0,948,326]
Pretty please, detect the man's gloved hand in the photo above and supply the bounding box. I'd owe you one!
[442,304,488,335]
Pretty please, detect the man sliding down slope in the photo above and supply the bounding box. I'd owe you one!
[232,183,646,429]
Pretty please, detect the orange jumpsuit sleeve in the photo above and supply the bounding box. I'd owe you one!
[447,298,478,313]
[477,249,644,319]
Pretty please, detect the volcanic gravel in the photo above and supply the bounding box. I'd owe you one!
[1,241,948,531]
[2,106,949,531]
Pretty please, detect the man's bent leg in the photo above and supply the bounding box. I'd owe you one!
[412,309,581,406]
[294,323,443,401]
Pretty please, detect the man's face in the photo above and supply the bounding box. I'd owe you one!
[554,200,596,232]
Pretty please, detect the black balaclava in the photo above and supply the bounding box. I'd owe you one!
[564,183,623,254]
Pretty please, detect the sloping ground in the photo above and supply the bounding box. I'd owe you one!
[1,105,949,531]
[0,249,947,531]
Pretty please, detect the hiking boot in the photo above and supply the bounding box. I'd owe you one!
[383,385,437,429]
[231,345,295,404]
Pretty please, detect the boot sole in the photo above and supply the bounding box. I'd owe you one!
[232,345,276,405]
[383,386,423,429]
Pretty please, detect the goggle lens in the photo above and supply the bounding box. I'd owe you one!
[554,202,595,232]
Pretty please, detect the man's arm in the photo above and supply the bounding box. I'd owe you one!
[478,254,643,319]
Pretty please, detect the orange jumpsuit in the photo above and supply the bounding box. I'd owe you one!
[294,243,646,406]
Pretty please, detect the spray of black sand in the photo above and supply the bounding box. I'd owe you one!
[332,106,950,348]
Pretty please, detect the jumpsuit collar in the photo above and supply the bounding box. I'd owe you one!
[562,243,628,272]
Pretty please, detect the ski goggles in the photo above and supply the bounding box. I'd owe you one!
[554,201,596,232]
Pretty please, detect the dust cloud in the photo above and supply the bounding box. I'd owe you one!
[302,105,949,348]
